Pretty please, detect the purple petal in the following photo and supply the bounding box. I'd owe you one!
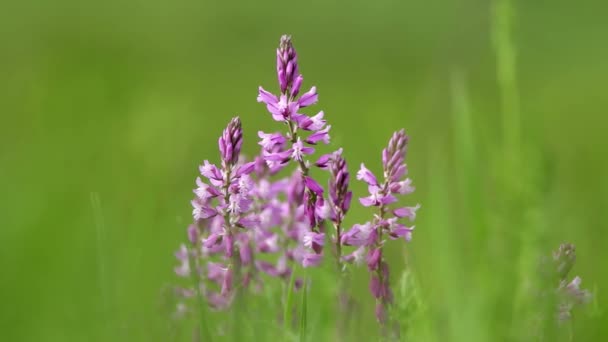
[207,262,227,283]
[174,259,190,277]
[221,268,233,296]
[224,234,233,258]
[292,113,312,129]
[199,160,222,181]
[240,242,252,265]
[291,139,315,161]
[258,131,286,151]
[367,248,381,271]
[393,204,420,220]
[301,146,315,154]
[375,303,387,323]
[175,244,189,261]
[291,74,303,97]
[315,153,332,169]
[341,223,374,246]
[302,252,323,268]
[207,292,230,310]
[194,177,222,200]
[389,225,414,242]
[187,225,199,244]
[341,246,366,264]
[304,176,324,196]
[359,196,377,207]
[235,162,256,177]
[257,86,278,105]
[380,194,398,205]
[263,149,292,163]
[356,163,378,186]
[298,86,318,107]
[342,191,353,212]
[370,276,382,299]
[391,164,408,182]
[278,69,287,93]
[390,178,415,195]
[303,231,325,249]
[203,232,223,248]
[236,216,260,229]
[192,199,218,220]
[305,125,331,145]
[307,111,326,131]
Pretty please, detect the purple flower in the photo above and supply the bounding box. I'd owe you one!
[192,198,218,220]
[257,90,299,122]
[393,204,420,220]
[263,149,292,164]
[199,160,223,186]
[375,303,387,324]
[175,36,425,320]
[388,224,414,242]
[187,225,199,245]
[341,246,366,264]
[258,131,287,151]
[367,248,381,271]
[174,244,190,277]
[370,275,382,299]
[294,111,326,131]
[302,252,323,268]
[303,231,325,251]
[221,268,233,296]
[277,35,299,94]
[305,125,331,145]
[219,117,243,167]
[549,243,592,323]
[207,262,228,284]
[315,152,333,169]
[341,222,374,246]
[390,178,415,195]
[297,87,318,107]
[239,236,253,265]
[202,232,223,248]
[194,177,222,200]
[291,74,303,97]
[359,185,397,207]
[257,36,332,273]
[356,163,378,186]
[304,176,324,196]
[235,162,256,177]
[291,138,315,162]
[341,129,419,324]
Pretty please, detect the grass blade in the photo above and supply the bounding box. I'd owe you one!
[284,264,297,332]
[299,277,308,342]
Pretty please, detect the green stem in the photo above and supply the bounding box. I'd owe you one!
[189,249,212,342]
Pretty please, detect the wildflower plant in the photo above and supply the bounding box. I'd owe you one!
[173,34,420,333]
[550,243,592,322]
[341,129,420,323]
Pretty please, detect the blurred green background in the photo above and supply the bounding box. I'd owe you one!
[1,0,607,341]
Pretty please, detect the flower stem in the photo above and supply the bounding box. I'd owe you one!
[189,248,212,342]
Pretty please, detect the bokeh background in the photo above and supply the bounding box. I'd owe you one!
[1,0,607,341]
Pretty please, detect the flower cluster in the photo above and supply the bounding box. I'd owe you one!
[173,35,419,325]
[257,35,332,268]
[175,117,258,309]
[341,129,420,323]
[551,243,592,322]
